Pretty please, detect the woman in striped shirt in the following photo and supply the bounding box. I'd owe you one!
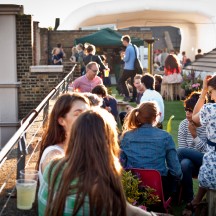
[177,92,207,203]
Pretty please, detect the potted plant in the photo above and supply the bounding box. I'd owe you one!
[122,170,160,210]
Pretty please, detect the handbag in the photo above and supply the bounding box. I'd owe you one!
[132,45,143,75]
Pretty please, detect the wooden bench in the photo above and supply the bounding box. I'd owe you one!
[207,189,216,216]
[161,83,183,101]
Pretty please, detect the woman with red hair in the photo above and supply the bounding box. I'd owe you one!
[162,54,183,84]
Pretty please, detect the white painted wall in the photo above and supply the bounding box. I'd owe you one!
[59,0,216,62]
[0,15,19,147]
[0,16,17,82]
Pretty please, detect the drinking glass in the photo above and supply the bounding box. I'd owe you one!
[20,169,39,181]
[16,179,37,210]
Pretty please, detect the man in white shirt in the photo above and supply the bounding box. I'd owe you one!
[140,74,164,125]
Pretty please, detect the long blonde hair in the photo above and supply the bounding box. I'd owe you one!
[45,109,126,216]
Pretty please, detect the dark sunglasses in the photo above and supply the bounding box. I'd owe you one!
[184,107,193,113]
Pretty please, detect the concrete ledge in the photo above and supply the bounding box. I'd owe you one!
[30,65,64,73]
[0,82,21,88]
[0,122,20,127]
[0,4,23,15]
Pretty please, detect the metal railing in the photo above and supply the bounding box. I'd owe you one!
[0,64,76,215]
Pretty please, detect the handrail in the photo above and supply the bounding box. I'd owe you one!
[0,64,76,165]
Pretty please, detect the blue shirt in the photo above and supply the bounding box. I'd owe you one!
[120,124,182,178]
[123,44,137,70]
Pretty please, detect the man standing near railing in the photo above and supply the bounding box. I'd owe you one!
[72,61,103,92]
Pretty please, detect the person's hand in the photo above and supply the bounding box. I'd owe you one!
[202,75,212,92]
[188,121,197,138]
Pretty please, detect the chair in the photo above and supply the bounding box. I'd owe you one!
[129,168,172,213]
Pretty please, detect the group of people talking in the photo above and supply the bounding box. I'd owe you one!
[35,55,216,215]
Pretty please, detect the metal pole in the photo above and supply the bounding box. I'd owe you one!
[144,39,156,75]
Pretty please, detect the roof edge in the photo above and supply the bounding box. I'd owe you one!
[0,4,23,15]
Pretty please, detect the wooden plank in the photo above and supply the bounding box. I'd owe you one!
[207,189,216,216]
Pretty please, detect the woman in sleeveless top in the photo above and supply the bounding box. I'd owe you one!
[36,93,90,182]
[38,109,156,216]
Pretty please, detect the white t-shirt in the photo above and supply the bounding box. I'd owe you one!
[140,89,164,122]
[38,145,64,183]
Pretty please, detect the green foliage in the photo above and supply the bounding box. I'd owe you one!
[122,170,141,204]
[122,170,160,207]
[181,70,202,93]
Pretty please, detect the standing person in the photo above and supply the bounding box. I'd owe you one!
[76,43,86,75]
[177,92,207,203]
[51,47,62,65]
[181,51,187,67]
[140,74,164,126]
[70,46,78,63]
[119,35,138,102]
[160,48,169,71]
[195,49,203,60]
[38,109,156,216]
[72,61,103,93]
[83,43,109,76]
[57,43,65,64]
[119,75,145,125]
[36,93,90,183]
[120,101,182,199]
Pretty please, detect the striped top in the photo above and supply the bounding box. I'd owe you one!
[178,119,207,153]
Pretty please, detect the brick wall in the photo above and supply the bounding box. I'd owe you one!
[16,15,79,120]
[16,14,33,119]
[40,30,152,65]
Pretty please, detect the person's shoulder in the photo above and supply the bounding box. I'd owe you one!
[75,75,85,81]
[202,103,216,111]
[179,119,188,128]
[95,75,102,81]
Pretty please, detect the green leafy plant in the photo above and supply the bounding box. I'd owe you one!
[181,70,203,95]
[122,170,160,207]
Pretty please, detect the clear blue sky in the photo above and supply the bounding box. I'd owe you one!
[0,0,106,28]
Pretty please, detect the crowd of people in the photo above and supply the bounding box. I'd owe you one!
[41,35,215,215]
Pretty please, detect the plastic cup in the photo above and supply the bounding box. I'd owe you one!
[104,69,109,77]
[16,179,37,210]
[20,169,39,181]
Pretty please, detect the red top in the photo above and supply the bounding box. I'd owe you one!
[164,67,181,75]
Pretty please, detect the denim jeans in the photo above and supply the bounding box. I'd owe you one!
[177,148,204,202]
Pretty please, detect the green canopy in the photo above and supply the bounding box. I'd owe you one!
[74,28,144,47]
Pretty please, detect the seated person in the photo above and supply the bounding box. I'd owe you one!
[72,61,103,93]
[140,74,164,127]
[120,101,182,199]
[36,93,90,183]
[119,74,145,125]
[177,92,207,203]
[182,75,216,215]
[92,84,118,121]
[154,74,163,93]
[38,109,155,216]
[162,54,183,84]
